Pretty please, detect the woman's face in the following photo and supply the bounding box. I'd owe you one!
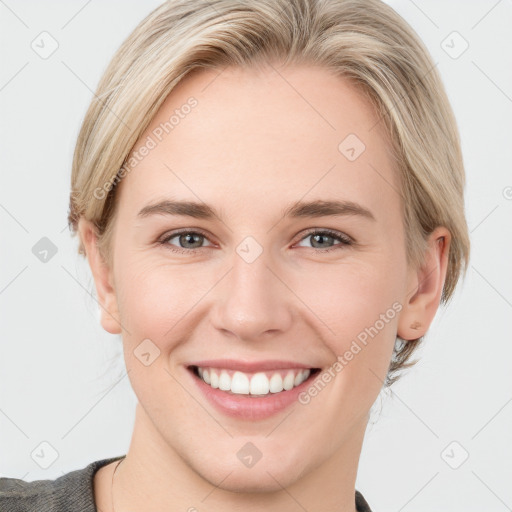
[88,64,433,492]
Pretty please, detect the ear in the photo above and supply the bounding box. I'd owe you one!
[77,218,122,335]
[397,227,451,341]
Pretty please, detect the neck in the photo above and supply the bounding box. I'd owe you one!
[113,403,365,512]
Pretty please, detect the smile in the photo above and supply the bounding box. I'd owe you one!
[191,366,321,396]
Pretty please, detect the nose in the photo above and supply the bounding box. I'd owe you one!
[210,248,294,342]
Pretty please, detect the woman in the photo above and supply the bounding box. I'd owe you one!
[0,0,469,510]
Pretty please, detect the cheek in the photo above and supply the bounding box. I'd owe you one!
[293,255,405,367]
[114,255,214,345]
[112,259,204,406]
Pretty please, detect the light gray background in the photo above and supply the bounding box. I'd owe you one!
[0,1,511,510]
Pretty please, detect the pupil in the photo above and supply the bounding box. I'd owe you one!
[182,233,201,248]
[313,234,332,248]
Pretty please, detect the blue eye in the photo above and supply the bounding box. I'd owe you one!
[158,228,353,254]
[159,230,213,253]
[295,229,353,252]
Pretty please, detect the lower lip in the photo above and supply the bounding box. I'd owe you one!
[187,367,319,421]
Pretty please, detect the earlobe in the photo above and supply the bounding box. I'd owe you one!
[397,227,451,341]
[77,218,122,335]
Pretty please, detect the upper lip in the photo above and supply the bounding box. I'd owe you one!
[187,359,319,373]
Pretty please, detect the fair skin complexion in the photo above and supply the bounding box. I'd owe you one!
[79,64,450,512]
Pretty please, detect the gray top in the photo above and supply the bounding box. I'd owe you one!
[0,455,373,511]
[0,455,125,512]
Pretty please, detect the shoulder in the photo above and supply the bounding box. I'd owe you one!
[0,456,125,512]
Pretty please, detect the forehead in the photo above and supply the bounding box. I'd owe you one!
[116,64,400,221]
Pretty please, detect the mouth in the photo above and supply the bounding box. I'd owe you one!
[187,365,322,397]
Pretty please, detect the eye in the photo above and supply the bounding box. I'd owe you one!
[158,228,353,254]
[295,229,353,252]
[158,229,214,253]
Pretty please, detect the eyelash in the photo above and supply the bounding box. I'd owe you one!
[157,228,353,255]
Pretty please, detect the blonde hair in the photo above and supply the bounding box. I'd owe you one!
[68,0,470,388]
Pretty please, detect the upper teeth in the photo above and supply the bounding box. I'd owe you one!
[196,367,311,396]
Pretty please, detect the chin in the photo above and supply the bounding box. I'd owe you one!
[210,470,300,495]
[193,453,308,494]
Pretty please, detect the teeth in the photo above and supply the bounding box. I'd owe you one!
[269,373,284,393]
[195,367,311,396]
[219,370,231,391]
[231,371,250,394]
[210,369,219,389]
[283,371,295,390]
[250,372,269,395]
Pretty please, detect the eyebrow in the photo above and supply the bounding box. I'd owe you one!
[137,199,376,222]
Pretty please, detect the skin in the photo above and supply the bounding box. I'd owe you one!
[79,63,450,512]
